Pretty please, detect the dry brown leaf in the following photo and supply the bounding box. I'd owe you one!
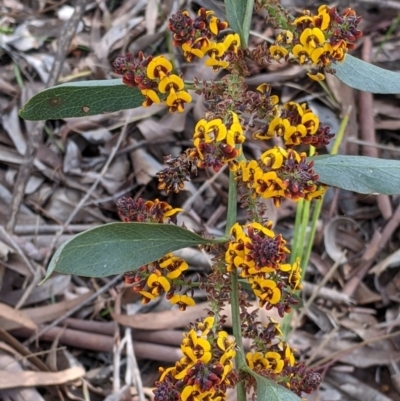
[129,138,164,185]
[95,17,143,60]
[0,366,85,389]
[2,106,26,155]
[145,0,159,35]
[293,330,400,368]
[375,120,400,130]
[324,216,361,263]
[370,248,400,276]
[328,370,393,401]
[0,303,37,331]
[0,275,71,308]
[353,282,382,305]
[0,352,46,401]
[137,118,174,141]
[0,291,93,331]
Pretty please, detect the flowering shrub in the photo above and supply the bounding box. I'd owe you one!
[108,4,360,399]
[20,1,400,401]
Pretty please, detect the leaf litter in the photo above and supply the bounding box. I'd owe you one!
[0,0,400,400]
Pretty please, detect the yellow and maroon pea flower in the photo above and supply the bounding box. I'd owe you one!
[300,27,325,50]
[246,351,270,371]
[240,159,259,183]
[193,118,208,141]
[251,168,281,195]
[140,88,160,107]
[283,101,309,117]
[208,16,229,35]
[182,41,206,61]
[145,270,171,297]
[204,118,227,143]
[252,277,282,307]
[225,222,248,271]
[260,147,287,170]
[158,253,189,279]
[236,159,286,202]
[205,58,230,72]
[223,33,241,53]
[138,289,156,304]
[237,147,326,205]
[147,55,173,80]
[227,112,246,146]
[181,385,211,401]
[310,42,334,67]
[158,74,184,94]
[292,13,314,27]
[268,117,291,139]
[292,44,310,65]
[276,30,294,45]
[269,45,289,62]
[117,197,182,223]
[169,294,196,311]
[166,90,192,113]
[265,351,285,374]
[283,124,307,146]
[144,198,183,223]
[216,331,235,352]
[203,41,226,59]
[301,111,319,135]
[181,329,213,365]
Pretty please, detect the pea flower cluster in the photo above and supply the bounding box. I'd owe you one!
[153,316,238,401]
[254,4,362,80]
[113,3,363,399]
[238,146,326,207]
[168,8,241,72]
[243,317,322,395]
[113,52,192,112]
[117,197,194,310]
[190,111,246,172]
[226,221,301,316]
[254,98,334,147]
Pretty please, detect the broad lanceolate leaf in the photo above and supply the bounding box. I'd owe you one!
[224,0,254,48]
[335,54,400,94]
[19,79,143,120]
[46,223,222,280]
[243,368,301,401]
[312,155,400,195]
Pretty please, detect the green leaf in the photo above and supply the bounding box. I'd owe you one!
[312,154,400,195]
[45,222,222,280]
[224,0,254,48]
[335,54,400,94]
[19,79,143,120]
[243,368,301,401]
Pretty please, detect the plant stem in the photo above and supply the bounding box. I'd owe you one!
[281,108,351,338]
[290,199,303,264]
[225,171,238,237]
[226,170,246,400]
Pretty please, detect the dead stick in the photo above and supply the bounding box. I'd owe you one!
[14,326,182,363]
[358,36,392,220]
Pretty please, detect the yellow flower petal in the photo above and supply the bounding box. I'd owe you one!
[147,56,172,80]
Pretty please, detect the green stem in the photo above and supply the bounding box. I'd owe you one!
[226,170,247,399]
[225,171,238,237]
[290,199,303,264]
[281,109,351,338]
